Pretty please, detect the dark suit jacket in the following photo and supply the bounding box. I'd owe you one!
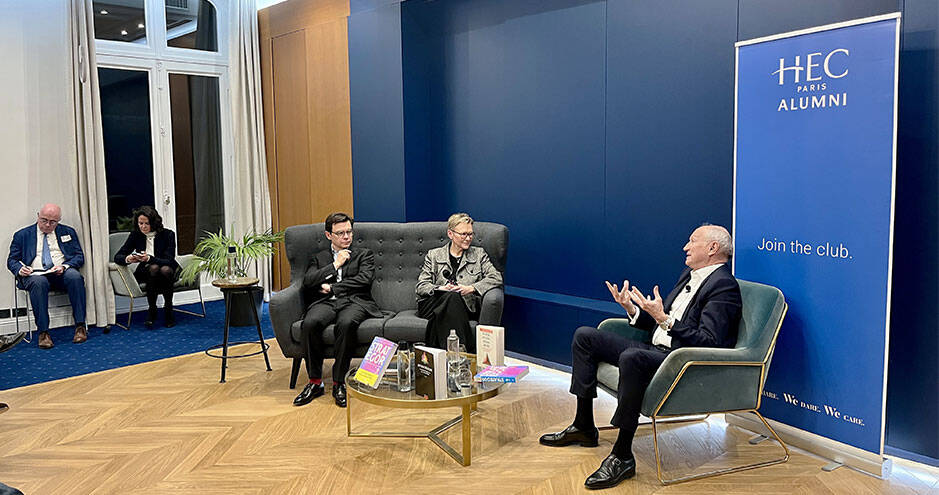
[114,229,179,276]
[7,223,84,275]
[302,247,382,317]
[632,263,741,350]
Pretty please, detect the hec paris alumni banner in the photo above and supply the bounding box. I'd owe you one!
[733,14,900,455]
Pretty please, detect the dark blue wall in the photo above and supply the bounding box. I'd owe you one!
[349,0,939,463]
[888,0,939,466]
[348,2,407,221]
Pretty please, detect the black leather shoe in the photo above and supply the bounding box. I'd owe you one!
[539,424,599,447]
[332,383,347,408]
[585,453,636,489]
[164,312,176,328]
[145,308,157,329]
[293,382,324,406]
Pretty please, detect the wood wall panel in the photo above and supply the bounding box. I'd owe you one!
[306,19,354,228]
[259,0,353,289]
[271,31,312,287]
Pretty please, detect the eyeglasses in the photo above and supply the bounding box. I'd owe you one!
[331,229,354,237]
[449,230,474,239]
[38,217,59,226]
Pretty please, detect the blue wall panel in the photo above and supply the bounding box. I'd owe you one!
[349,3,407,221]
[401,0,608,298]
[887,0,939,464]
[738,0,899,40]
[602,0,738,299]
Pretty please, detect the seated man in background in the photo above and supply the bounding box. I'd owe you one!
[415,213,503,351]
[7,203,88,349]
[539,224,741,490]
[294,213,382,408]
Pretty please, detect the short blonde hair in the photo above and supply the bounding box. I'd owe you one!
[447,213,473,231]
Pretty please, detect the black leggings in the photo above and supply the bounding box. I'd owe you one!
[136,264,176,308]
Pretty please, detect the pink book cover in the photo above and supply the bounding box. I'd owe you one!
[474,365,529,383]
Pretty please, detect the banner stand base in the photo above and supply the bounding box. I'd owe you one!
[726,413,889,478]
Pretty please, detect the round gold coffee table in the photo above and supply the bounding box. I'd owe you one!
[344,359,504,466]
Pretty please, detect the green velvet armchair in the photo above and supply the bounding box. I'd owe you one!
[595,278,789,485]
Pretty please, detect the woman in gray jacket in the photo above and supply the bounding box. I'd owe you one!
[415,213,503,351]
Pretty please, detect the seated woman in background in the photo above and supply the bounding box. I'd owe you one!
[114,206,179,328]
[415,213,503,351]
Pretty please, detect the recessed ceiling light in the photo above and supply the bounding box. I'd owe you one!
[138,23,145,28]
[121,29,128,36]
[100,9,108,14]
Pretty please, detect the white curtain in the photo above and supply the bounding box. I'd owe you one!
[70,0,114,326]
[229,0,275,299]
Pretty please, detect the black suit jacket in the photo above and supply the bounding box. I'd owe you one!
[302,247,382,317]
[633,263,741,350]
[114,229,179,275]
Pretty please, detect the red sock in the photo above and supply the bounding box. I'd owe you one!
[309,378,321,385]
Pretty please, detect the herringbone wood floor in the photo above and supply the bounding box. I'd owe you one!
[0,341,936,494]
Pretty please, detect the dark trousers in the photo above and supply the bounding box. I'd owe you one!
[301,299,369,383]
[17,268,86,332]
[135,264,177,310]
[417,290,477,352]
[570,326,669,438]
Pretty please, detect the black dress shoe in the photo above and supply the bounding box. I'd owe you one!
[585,453,636,490]
[164,312,176,328]
[293,382,324,406]
[332,383,347,408]
[145,308,157,329]
[539,424,599,447]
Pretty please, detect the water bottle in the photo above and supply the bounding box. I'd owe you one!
[447,330,460,393]
[226,245,237,281]
[396,341,412,392]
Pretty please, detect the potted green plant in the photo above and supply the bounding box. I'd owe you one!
[180,228,284,325]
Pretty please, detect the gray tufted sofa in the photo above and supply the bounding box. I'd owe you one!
[269,221,509,388]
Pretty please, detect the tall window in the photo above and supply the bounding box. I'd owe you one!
[94,0,230,255]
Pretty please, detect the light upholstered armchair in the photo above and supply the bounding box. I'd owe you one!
[107,232,205,330]
[595,278,789,485]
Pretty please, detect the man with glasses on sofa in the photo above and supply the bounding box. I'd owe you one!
[539,224,742,489]
[293,212,382,408]
[7,203,88,349]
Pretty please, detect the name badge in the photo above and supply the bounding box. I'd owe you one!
[61,235,72,242]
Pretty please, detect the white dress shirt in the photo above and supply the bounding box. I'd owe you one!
[630,263,724,349]
[31,225,66,270]
[330,248,344,299]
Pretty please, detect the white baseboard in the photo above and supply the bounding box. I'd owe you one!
[726,412,889,478]
[0,283,223,335]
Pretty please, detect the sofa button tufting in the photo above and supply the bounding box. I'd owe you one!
[398,265,402,270]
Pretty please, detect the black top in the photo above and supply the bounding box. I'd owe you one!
[114,229,179,270]
[448,253,461,284]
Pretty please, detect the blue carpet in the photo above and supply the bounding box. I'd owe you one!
[0,300,275,390]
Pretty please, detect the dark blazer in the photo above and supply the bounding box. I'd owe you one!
[302,247,382,317]
[7,223,84,275]
[633,263,741,350]
[114,229,179,275]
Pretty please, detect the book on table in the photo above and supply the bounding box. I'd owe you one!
[474,365,529,383]
[354,337,398,388]
[475,325,505,367]
[414,345,448,399]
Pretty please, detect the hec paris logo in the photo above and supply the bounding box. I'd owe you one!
[772,49,849,85]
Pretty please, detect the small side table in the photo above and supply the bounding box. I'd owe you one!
[208,277,272,383]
